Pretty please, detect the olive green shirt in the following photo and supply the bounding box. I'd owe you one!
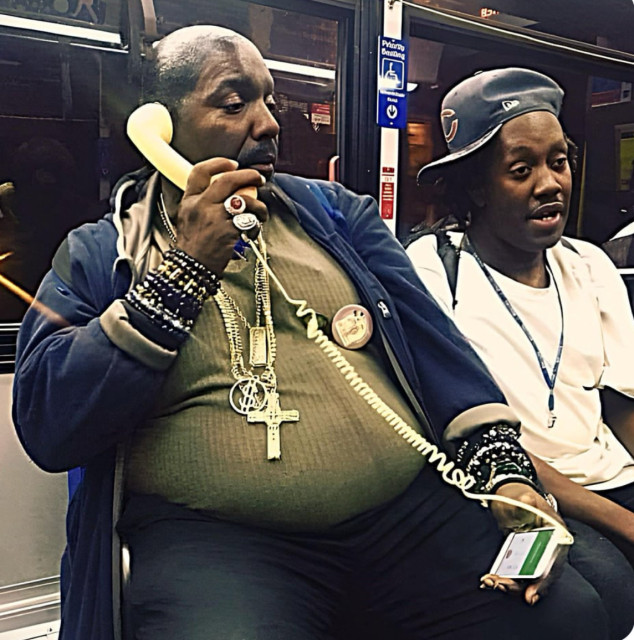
[126,201,425,531]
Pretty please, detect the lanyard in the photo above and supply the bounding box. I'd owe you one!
[467,239,564,429]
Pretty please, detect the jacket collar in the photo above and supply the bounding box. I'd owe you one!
[112,171,167,285]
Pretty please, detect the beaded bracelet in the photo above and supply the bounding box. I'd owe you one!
[486,472,540,494]
[125,248,220,338]
[455,422,541,495]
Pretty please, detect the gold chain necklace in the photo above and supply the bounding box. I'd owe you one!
[156,188,273,376]
[213,233,298,460]
[213,238,277,409]
[158,192,178,244]
[155,193,299,460]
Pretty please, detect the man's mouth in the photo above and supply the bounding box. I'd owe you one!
[247,154,276,172]
[240,143,278,177]
[528,202,565,221]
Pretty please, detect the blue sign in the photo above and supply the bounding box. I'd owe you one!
[377,36,408,129]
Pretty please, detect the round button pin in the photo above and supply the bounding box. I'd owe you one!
[331,304,373,350]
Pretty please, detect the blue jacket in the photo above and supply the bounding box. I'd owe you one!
[12,172,511,640]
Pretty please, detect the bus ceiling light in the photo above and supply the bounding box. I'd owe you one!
[264,58,335,80]
[0,14,121,46]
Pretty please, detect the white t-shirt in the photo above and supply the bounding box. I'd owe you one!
[407,233,634,490]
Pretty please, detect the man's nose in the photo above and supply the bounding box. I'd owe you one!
[252,102,280,140]
[534,165,562,196]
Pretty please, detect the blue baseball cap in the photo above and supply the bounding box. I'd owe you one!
[416,67,564,184]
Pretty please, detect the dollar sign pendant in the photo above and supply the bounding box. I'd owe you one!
[229,378,268,415]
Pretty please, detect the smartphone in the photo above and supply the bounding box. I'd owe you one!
[489,527,560,580]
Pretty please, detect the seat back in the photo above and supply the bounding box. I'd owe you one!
[0,374,66,636]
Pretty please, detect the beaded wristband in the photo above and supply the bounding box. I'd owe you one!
[456,422,541,495]
[486,473,540,495]
[125,248,220,338]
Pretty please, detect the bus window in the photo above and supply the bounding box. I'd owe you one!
[408,0,634,56]
[0,1,342,327]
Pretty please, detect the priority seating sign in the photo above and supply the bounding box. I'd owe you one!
[376,36,408,129]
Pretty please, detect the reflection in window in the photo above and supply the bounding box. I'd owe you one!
[154,0,337,67]
[0,0,121,29]
[584,77,634,242]
[0,40,108,323]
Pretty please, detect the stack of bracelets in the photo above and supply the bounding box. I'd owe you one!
[456,422,543,496]
[125,248,220,340]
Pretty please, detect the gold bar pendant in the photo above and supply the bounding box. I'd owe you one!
[249,327,268,367]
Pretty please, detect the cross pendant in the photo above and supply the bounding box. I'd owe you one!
[247,391,299,460]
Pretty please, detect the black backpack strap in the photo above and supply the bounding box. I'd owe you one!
[406,232,583,313]
[560,237,580,255]
[404,218,462,309]
[435,229,461,309]
[402,225,435,250]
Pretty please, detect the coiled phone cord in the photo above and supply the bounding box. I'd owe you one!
[246,237,574,547]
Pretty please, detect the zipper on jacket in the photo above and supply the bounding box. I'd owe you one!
[326,250,438,444]
[377,300,391,319]
[375,320,439,445]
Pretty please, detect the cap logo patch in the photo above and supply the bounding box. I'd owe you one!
[502,99,520,111]
[441,108,459,143]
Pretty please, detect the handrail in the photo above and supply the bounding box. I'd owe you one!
[0,576,60,625]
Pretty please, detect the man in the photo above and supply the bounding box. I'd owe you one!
[12,30,620,640]
[407,67,634,592]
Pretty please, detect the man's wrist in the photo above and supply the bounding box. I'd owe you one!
[487,473,541,496]
[456,422,541,495]
[125,247,220,341]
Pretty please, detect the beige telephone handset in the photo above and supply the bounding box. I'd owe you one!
[126,102,257,198]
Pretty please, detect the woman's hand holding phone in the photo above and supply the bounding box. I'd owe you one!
[483,482,569,606]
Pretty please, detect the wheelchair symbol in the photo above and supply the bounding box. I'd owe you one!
[381,60,404,90]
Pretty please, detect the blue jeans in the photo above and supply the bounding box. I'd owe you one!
[594,481,634,569]
[118,466,632,640]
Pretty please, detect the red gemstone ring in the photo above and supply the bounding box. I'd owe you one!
[224,194,247,216]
